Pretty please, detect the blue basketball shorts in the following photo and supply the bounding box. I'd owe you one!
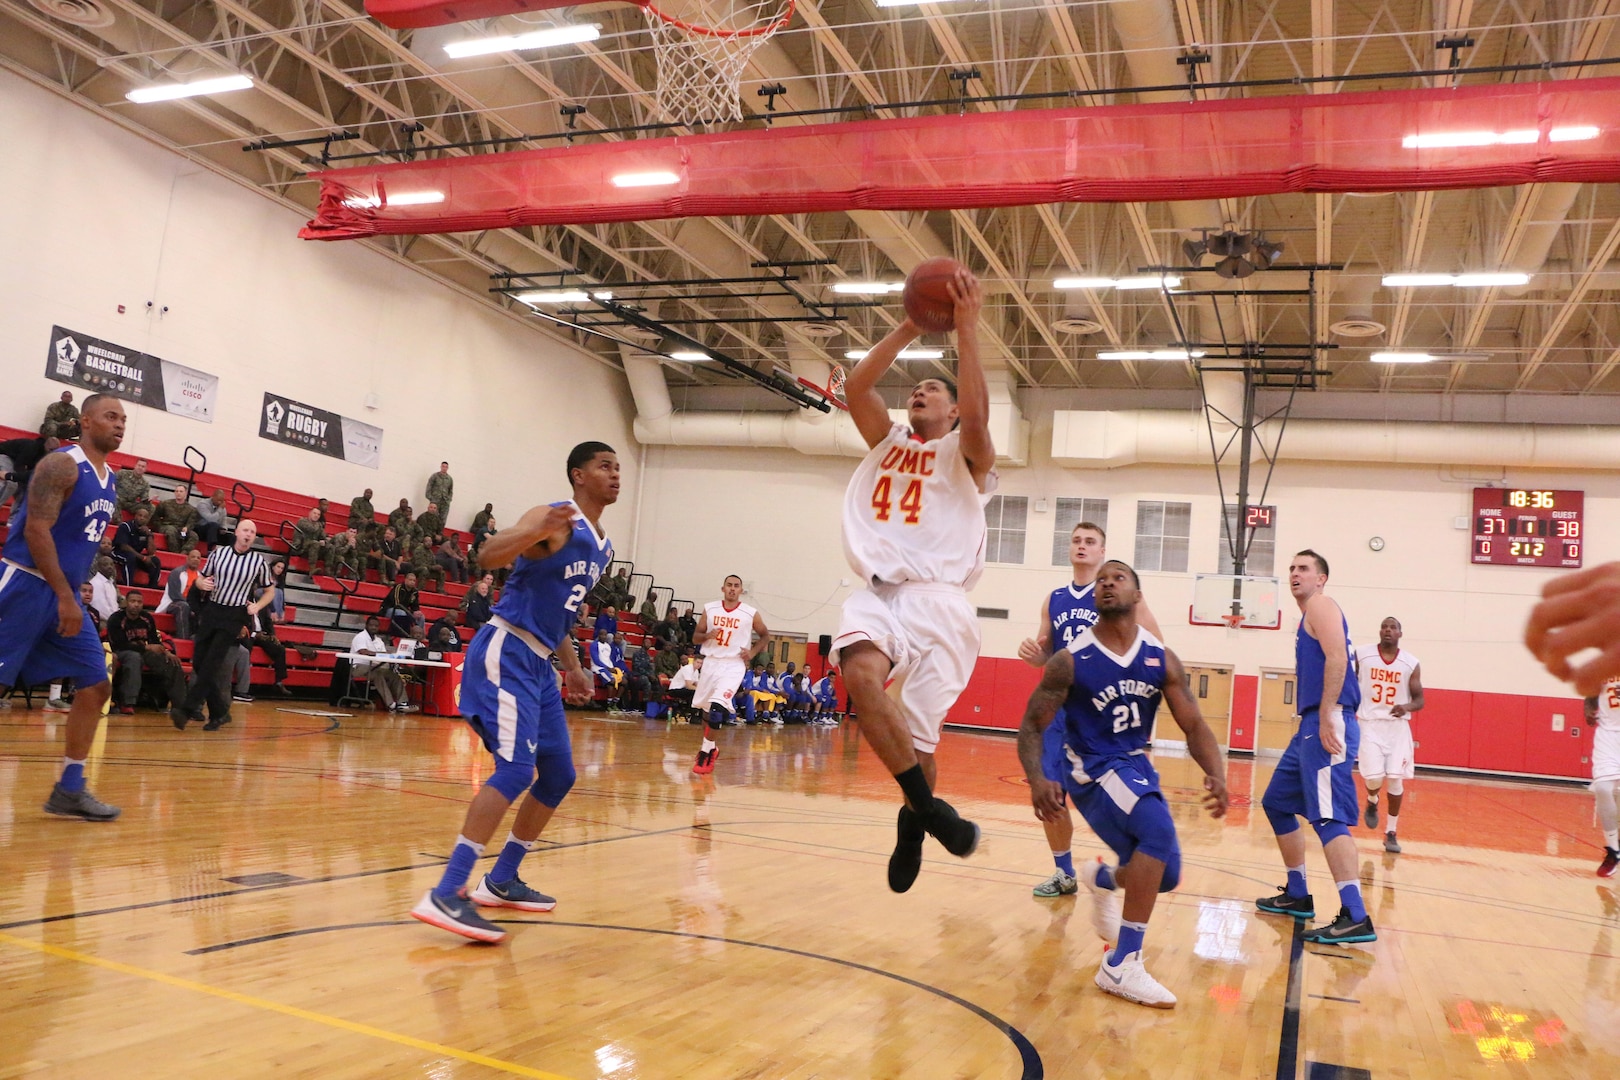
[0,564,108,690]
[1261,705,1360,826]
[1063,754,1180,870]
[460,622,570,769]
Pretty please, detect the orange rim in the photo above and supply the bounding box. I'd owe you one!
[642,0,796,39]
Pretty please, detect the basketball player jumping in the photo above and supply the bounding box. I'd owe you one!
[0,394,123,821]
[1018,520,1164,899]
[412,442,617,943]
[1255,550,1376,944]
[1018,561,1228,1008]
[830,268,990,893]
[1585,678,1620,878]
[1356,617,1424,854]
[690,574,770,774]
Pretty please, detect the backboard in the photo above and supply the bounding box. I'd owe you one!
[1189,573,1282,630]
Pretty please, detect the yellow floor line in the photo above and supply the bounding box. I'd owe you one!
[0,930,575,1080]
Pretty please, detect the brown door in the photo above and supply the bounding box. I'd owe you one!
[1257,668,1298,754]
[1174,664,1233,747]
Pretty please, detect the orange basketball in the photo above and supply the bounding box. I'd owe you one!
[903,257,966,334]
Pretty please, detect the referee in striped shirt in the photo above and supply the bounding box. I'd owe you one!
[171,519,276,732]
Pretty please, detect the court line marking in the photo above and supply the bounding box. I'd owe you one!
[0,930,575,1080]
[1276,917,1306,1080]
[181,918,1045,1080]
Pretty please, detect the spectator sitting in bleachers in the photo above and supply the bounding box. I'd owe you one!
[639,592,661,622]
[229,598,292,703]
[0,429,61,511]
[44,390,79,436]
[404,536,446,591]
[434,535,469,585]
[195,488,232,549]
[736,662,766,724]
[114,458,151,515]
[79,581,104,639]
[267,556,288,622]
[316,527,360,579]
[365,525,400,584]
[595,605,619,640]
[156,548,203,639]
[414,501,445,547]
[113,505,162,586]
[625,646,655,713]
[667,653,701,717]
[351,615,406,712]
[385,571,423,639]
[589,629,622,708]
[429,613,463,652]
[149,483,202,553]
[387,498,413,537]
[460,573,495,629]
[349,487,375,528]
[812,672,838,722]
[107,591,186,714]
[291,507,325,565]
[653,641,683,684]
[677,607,697,644]
[88,556,119,621]
[651,612,680,652]
[471,502,495,535]
[602,566,632,610]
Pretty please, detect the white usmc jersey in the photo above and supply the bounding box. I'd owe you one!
[842,423,993,589]
[1594,677,1620,732]
[700,600,757,660]
[1356,644,1419,721]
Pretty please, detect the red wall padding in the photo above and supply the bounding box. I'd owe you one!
[301,79,1620,240]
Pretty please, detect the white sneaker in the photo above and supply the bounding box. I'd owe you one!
[1082,858,1123,943]
[1094,952,1176,1009]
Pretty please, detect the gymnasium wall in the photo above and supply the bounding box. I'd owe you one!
[0,69,637,531]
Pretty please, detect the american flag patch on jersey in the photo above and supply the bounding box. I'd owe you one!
[1145,657,1161,667]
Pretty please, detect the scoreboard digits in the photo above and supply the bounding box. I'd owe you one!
[1471,488,1583,568]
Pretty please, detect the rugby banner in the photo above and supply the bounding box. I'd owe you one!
[45,325,218,423]
[259,393,383,469]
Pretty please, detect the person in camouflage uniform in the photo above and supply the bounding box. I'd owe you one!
[362,524,401,583]
[404,536,446,591]
[349,488,375,530]
[292,507,325,566]
[115,458,152,515]
[149,483,202,553]
[471,502,494,533]
[317,527,360,579]
[44,391,79,437]
[425,462,454,525]
[387,498,413,537]
[414,502,444,547]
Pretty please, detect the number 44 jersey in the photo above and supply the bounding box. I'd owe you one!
[491,499,612,653]
[1059,625,1169,783]
[841,423,993,590]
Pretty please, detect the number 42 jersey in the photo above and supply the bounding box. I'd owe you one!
[1058,625,1169,784]
[490,500,612,652]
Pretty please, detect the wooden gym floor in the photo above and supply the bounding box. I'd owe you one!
[0,704,1613,1079]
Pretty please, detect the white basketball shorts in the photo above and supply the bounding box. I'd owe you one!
[1357,719,1415,781]
[692,656,747,713]
[1593,728,1620,785]
[829,581,980,753]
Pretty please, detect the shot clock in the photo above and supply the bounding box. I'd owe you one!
[1471,488,1583,568]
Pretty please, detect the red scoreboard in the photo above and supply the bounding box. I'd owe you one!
[1472,488,1583,568]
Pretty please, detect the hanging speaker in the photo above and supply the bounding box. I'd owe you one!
[818,634,832,654]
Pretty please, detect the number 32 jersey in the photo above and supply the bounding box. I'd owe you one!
[491,500,612,652]
[1059,625,1168,783]
[1354,645,1418,722]
[842,423,992,590]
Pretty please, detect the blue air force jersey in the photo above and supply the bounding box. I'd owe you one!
[0,446,116,590]
[1295,608,1360,714]
[490,500,612,652]
[1048,580,1100,652]
[1058,626,1168,784]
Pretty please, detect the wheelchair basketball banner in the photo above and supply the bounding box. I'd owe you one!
[45,325,218,424]
[259,392,383,469]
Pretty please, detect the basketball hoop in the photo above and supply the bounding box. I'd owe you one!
[1221,614,1245,631]
[641,0,797,126]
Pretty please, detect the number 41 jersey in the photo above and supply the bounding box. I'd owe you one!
[1058,625,1169,784]
[491,500,612,652]
[0,445,115,590]
[842,423,992,590]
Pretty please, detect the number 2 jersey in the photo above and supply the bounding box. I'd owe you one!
[490,500,611,653]
[1058,625,1168,785]
[700,600,757,661]
[842,423,990,590]
[1355,645,1418,722]
[0,444,115,590]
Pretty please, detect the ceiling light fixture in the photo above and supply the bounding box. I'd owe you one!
[342,190,445,209]
[1097,349,1206,361]
[125,74,253,103]
[843,348,946,360]
[611,170,680,188]
[1369,352,1437,363]
[443,24,600,58]
[516,290,590,303]
[1401,126,1598,149]
[1053,276,1181,291]
[669,350,714,361]
[1382,272,1531,287]
[831,282,904,294]
[1549,125,1601,142]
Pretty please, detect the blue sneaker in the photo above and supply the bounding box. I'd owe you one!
[411,890,507,942]
[470,874,557,912]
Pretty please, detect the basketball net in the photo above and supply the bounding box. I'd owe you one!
[1222,613,1245,637]
[643,0,797,126]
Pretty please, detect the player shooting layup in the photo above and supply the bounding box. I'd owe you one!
[690,574,770,774]
[830,267,990,893]
[1356,617,1424,854]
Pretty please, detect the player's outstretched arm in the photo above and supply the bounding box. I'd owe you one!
[1018,650,1073,821]
[1163,650,1228,818]
[1525,563,1620,695]
[1017,595,1053,667]
[947,271,995,488]
[749,611,771,663]
[477,503,575,570]
[21,453,83,637]
[845,318,922,448]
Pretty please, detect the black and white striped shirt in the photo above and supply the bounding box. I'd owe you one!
[201,544,274,608]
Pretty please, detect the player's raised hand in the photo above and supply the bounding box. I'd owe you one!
[538,503,577,541]
[55,590,83,638]
[1525,562,1620,696]
[563,666,594,705]
[946,270,983,332]
[1016,637,1047,666]
[1029,776,1066,822]
[1202,774,1229,819]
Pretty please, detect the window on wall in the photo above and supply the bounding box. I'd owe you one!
[1134,500,1192,573]
[985,495,1028,564]
[1218,504,1277,576]
[1051,497,1110,566]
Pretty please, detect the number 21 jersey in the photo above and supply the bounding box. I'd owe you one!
[842,423,991,590]
[1058,625,1168,783]
[491,500,612,652]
